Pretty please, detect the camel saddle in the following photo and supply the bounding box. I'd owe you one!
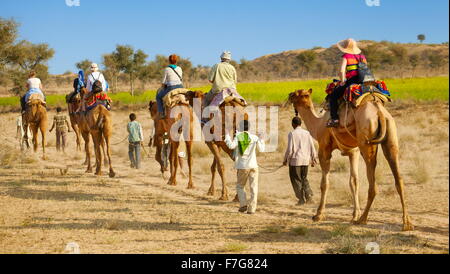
[324,81,391,111]
[210,88,247,108]
[27,93,46,105]
[86,91,112,111]
[162,88,191,109]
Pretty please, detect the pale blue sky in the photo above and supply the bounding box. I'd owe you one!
[1,0,448,74]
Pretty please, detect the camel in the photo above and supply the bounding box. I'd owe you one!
[66,93,82,151]
[23,97,48,159]
[70,92,109,170]
[78,87,115,177]
[288,88,413,231]
[148,91,203,188]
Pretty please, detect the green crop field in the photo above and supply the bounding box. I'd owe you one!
[0,76,448,107]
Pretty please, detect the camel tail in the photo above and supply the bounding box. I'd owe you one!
[368,103,387,144]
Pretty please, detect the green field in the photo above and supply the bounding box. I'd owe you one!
[0,76,448,107]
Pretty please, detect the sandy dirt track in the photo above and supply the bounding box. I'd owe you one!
[0,102,448,254]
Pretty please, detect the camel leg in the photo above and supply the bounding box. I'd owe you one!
[155,144,167,179]
[40,122,46,160]
[168,142,179,186]
[31,125,38,153]
[185,141,194,189]
[91,130,103,176]
[348,150,361,223]
[207,142,228,201]
[23,122,30,149]
[103,128,115,178]
[207,158,217,196]
[72,121,81,151]
[101,136,109,166]
[82,131,92,173]
[381,124,413,231]
[356,144,378,225]
[313,147,332,222]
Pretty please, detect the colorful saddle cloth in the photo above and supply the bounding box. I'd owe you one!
[325,80,391,104]
[86,92,112,111]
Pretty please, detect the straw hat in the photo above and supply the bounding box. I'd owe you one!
[336,38,361,54]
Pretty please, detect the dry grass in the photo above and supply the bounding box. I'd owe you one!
[218,243,248,253]
[411,156,431,184]
[291,225,309,236]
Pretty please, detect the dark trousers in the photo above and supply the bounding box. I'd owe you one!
[56,130,67,151]
[289,165,313,203]
[156,84,184,115]
[329,76,359,120]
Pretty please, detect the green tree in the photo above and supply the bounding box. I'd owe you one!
[296,50,317,78]
[6,40,54,95]
[409,54,420,77]
[102,54,120,92]
[112,45,148,96]
[75,59,93,74]
[0,18,19,72]
[417,34,426,44]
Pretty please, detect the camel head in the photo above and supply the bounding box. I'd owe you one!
[80,87,88,96]
[148,100,158,119]
[186,90,204,106]
[289,89,314,111]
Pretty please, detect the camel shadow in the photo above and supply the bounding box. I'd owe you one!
[0,178,69,187]
[5,188,116,202]
[228,226,333,245]
[6,217,201,232]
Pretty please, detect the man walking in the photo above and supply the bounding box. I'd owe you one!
[49,107,71,153]
[225,120,265,214]
[127,113,144,169]
[283,117,317,205]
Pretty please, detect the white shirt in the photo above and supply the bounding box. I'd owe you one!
[225,132,265,169]
[162,66,183,86]
[27,78,41,89]
[86,72,107,92]
[284,127,317,166]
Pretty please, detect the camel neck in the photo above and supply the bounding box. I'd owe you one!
[295,104,323,140]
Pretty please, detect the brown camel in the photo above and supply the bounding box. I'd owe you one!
[288,88,413,231]
[203,100,248,201]
[148,91,203,188]
[78,87,115,177]
[71,94,109,170]
[23,98,48,159]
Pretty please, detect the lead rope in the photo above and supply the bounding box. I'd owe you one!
[344,102,358,141]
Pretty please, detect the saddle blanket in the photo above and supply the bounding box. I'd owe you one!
[209,88,247,108]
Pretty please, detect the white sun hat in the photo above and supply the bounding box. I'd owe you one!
[220,51,232,60]
[90,63,99,72]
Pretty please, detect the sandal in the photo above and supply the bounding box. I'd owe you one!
[326,119,339,128]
